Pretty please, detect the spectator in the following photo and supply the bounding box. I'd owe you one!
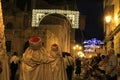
[105,49,118,80]
[98,55,106,74]
[0,61,2,73]
[10,52,19,80]
[75,57,81,76]
[62,52,74,80]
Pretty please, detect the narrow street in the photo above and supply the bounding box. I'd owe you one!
[14,67,120,80]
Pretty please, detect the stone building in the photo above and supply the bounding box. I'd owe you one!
[2,0,79,56]
[104,0,120,55]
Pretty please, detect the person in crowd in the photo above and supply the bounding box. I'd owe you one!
[20,36,53,80]
[62,52,74,80]
[49,43,67,80]
[95,55,108,80]
[96,53,102,63]
[0,61,2,74]
[98,55,107,74]
[105,49,118,80]
[75,57,81,76]
[10,52,19,80]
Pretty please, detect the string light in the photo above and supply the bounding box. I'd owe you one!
[83,38,104,53]
[32,9,79,28]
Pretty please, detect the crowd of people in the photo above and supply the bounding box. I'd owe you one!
[81,50,118,80]
[0,36,119,80]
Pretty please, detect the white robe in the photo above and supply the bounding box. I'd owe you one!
[50,51,68,80]
[20,47,53,80]
[0,50,10,80]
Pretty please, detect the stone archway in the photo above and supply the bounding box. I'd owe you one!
[31,9,79,52]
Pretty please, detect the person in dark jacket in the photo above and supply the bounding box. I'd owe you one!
[62,52,74,80]
[75,57,81,76]
[0,61,2,74]
[10,52,19,80]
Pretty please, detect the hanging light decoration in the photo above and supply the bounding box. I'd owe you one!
[83,38,104,53]
[31,9,79,28]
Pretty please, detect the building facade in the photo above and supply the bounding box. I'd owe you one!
[104,0,120,55]
[2,0,79,56]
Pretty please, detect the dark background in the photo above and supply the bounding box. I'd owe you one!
[75,0,104,43]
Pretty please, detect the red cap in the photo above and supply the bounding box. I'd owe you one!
[29,36,41,45]
[51,43,58,47]
[29,36,40,42]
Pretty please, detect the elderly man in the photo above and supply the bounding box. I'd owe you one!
[105,49,118,80]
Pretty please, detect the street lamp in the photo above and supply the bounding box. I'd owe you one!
[77,51,85,58]
[105,15,111,23]
[73,44,82,50]
[73,44,82,58]
[105,14,118,25]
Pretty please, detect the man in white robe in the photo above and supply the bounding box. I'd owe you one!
[49,43,68,80]
[20,36,53,80]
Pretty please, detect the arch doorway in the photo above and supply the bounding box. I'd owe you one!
[31,9,79,52]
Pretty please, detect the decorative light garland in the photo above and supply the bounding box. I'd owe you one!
[83,38,104,53]
[83,38,104,45]
[32,9,79,28]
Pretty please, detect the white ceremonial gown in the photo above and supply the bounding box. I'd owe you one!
[20,47,53,80]
[0,50,10,80]
[49,50,68,80]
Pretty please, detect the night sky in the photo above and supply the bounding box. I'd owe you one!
[75,0,104,43]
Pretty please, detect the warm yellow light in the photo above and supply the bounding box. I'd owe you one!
[77,51,85,58]
[79,46,82,50]
[73,46,76,50]
[76,45,79,48]
[114,15,118,21]
[73,44,82,51]
[114,15,118,26]
[105,15,111,23]
[89,55,92,58]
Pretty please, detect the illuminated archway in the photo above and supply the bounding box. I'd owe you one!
[31,9,79,28]
[31,9,79,52]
